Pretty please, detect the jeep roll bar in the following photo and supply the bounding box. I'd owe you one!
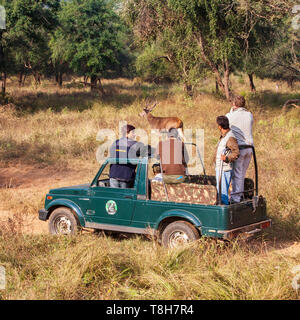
[184,142,206,177]
[218,145,258,205]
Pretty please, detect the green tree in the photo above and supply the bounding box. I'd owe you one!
[124,0,292,100]
[235,0,293,92]
[124,0,207,95]
[58,0,124,92]
[49,27,72,87]
[255,9,300,89]
[0,0,60,93]
[169,0,292,99]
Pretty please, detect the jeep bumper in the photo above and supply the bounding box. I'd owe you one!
[38,209,49,221]
[217,219,272,240]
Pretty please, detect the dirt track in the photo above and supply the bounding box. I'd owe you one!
[0,163,97,235]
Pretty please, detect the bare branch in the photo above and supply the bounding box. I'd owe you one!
[151,55,173,63]
[282,99,300,111]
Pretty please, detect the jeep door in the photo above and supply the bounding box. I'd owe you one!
[84,161,139,226]
[84,186,137,226]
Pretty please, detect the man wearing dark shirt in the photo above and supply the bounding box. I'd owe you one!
[109,125,144,188]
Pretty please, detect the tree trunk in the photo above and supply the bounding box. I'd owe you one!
[1,72,6,94]
[90,75,98,91]
[34,72,41,86]
[97,77,105,95]
[84,75,89,87]
[58,72,63,87]
[196,33,233,100]
[287,78,294,90]
[215,80,219,93]
[22,74,27,86]
[248,73,256,93]
[0,31,6,94]
[184,82,193,96]
[19,72,24,87]
[223,60,232,101]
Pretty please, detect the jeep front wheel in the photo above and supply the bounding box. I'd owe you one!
[49,207,79,235]
[161,221,200,248]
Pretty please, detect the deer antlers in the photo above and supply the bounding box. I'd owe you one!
[139,98,158,117]
[144,98,158,112]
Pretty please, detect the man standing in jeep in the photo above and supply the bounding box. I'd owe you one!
[226,96,254,203]
[215,116,240,205]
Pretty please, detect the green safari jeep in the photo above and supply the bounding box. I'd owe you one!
[39,148,271,248]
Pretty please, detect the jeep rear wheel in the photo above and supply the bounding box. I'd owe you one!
[49,207,79,235]
[161,221,200,248]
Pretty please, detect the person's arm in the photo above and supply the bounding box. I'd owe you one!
[224,137,240,163]
[128,141,145,158]
[182,142,189,166]
[249,112,254,145]
[155,141,162,160]
[134,141,144,158]
[141,143,155,157]
[109,140,117,158]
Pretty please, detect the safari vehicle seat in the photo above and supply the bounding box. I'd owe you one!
[150,180,217,205]
[186,175,255,200]
[150,175,254,205]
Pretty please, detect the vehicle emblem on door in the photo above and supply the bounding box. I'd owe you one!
[106,200,118,215]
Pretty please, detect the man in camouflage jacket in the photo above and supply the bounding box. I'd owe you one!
[215,116,240,204]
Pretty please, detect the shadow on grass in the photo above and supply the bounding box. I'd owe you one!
[249,90,300,110]
[9,80,173,116]
[265,214,300,242]
[0,135,98,167]
[192,87,300,110]
[7,78,300,116]
[0,137,58,166]
[12,91,98,115]
[92,229,154,243]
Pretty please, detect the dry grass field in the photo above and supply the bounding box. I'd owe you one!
[0,76,299,300]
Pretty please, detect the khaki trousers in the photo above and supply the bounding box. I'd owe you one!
[231,148,252,202]
[163,175,186,184]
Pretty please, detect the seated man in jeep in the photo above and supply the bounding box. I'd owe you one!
[109,124,154,188]
[151,163,163,182]
[109,125,142,188]
[155,128,189,184]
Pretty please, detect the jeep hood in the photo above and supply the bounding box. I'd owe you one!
[49,184,90,195]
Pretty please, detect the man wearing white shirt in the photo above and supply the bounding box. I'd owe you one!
[226,96,254,203]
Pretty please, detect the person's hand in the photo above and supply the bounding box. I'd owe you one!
[221,155,227,161]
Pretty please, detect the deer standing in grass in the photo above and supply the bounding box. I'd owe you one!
[139,101,184,140]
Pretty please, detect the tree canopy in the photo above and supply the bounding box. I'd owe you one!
[0,0,299,98]
[123,0,294,99]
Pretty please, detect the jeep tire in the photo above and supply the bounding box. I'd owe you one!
[161,220,200,248]
[49,207,80,235]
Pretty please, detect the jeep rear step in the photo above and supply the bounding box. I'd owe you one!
[217,219,272,240]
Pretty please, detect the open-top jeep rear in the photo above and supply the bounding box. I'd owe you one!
[39,146,271,248]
